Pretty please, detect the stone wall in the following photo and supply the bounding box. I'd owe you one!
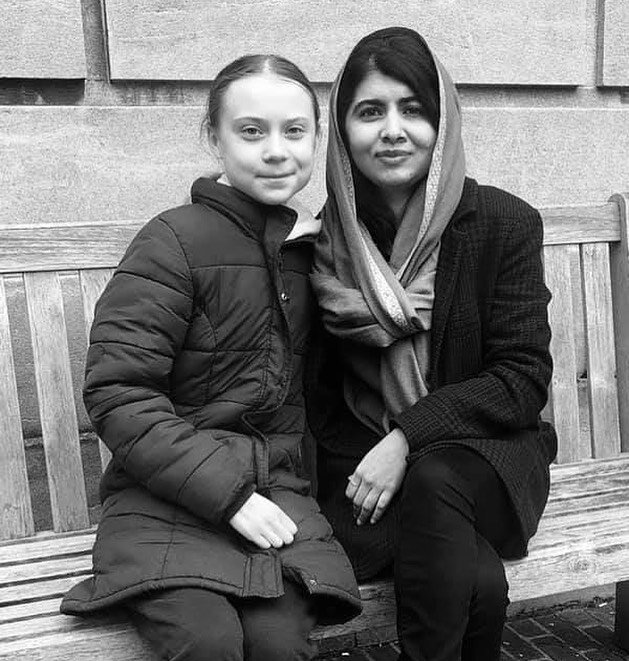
[1,0,627,435]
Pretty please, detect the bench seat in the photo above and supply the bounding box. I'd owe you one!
[3,456,629,659]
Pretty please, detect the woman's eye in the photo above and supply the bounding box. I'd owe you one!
[358,106,383,119]
[403,104,424,117]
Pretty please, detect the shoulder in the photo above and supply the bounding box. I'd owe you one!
[476,184,539,222]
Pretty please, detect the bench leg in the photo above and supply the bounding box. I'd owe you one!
[616,580,629,651]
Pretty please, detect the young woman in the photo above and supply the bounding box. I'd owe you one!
[61,55,361,661]
[308,27,558,661]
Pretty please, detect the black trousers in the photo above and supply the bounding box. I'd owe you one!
[318,445,516,661]
[125,580,317,661]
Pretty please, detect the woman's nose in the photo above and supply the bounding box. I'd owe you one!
[380,111,404,143]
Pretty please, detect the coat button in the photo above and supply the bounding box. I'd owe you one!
[280,291,290,303]
[308,578,317,587]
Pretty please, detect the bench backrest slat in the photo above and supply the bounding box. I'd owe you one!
[0,277,35,539]
[609,193,629,453]
[23,272,90,532]
[543,244,584,463]
[79,268,115,470]
[581,242,621,457]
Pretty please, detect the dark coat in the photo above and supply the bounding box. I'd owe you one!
[307,178,558,579]
[61,179,361,623]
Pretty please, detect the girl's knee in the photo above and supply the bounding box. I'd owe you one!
[246,632,315,661]
[403,451,463,502]
[174,629,243,661]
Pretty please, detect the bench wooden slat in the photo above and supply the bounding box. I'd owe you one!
[543,244,584,462]
[0,555,92,586]
[0,223,142,274]
[0,277,35,541]
[79,268,115,470]
[0,597,61,624]
[581,241,621,457]
[0,530,94,565]
[0,621,152,661]
[23,272,90,532]
[541,202,620,246]
[0,576,88,607]
[609,192,629,452]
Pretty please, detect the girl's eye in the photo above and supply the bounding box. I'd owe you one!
[241,126,263,139]
[286,125,306,139]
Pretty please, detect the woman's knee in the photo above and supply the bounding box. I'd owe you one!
[402,450,468,506]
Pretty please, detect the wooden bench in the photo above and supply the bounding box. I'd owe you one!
[1,193,629,659]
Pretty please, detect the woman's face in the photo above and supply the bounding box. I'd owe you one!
[344,69,437,200]
[210,74,318,205]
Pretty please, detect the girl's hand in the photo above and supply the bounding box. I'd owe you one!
[346,428,409,526]
[229,492,298,549]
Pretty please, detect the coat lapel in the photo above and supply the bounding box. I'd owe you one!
[430,227,464,378]
[429,178,477,379]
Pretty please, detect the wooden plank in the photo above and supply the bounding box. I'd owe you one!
[0,621,152,660]
[0,277,34,540]
[0,0,86,78]
[0,555,92,586]
[543,245,584,461]
[581,242,621,457]
[0,597,61,625]
[104,0,588,84]
[0,224,141,274]
[540,203,620,246]
[79,269,115,470]
[23,273,89,532]
[0,576,88,606]
[609,193,629,452]
[600,0,629,86]
[0,530,94,565]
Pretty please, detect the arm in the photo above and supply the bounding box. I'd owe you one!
[395,209,552,449]
[85,217,255,525]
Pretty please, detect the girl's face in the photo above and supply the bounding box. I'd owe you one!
[344,69,437,201]
[210,74,318,206]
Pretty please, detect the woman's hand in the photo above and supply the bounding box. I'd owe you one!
[229,492,298,549]
[346,428,409,525]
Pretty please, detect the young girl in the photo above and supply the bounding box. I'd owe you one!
[308,28,557,661]
[61,55,361,661]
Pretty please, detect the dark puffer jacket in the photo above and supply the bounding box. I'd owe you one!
[61,179,361,623]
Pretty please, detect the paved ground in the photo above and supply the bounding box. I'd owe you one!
[317,598,629,660]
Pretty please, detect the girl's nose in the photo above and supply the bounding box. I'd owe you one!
[262,134,288,162]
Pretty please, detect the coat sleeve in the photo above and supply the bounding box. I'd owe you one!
[394,208,553,449]
[84,216,255,524]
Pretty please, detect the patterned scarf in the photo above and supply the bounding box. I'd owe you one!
[311,37,466,435]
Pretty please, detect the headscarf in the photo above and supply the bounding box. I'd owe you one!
[311,27,466,435]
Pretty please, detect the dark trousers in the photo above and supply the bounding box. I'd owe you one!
[396,447,514,661]
[125,580,317,661]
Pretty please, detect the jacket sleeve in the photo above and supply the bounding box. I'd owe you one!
[84,216,255,524]
[394,209,553,449]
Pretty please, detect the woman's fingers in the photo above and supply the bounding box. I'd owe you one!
[370,490,392,524]
[356,488,380,525]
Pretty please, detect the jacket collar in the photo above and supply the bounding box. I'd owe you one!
[191,177,297,242]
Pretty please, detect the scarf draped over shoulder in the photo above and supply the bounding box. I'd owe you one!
[311,37,466,435]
